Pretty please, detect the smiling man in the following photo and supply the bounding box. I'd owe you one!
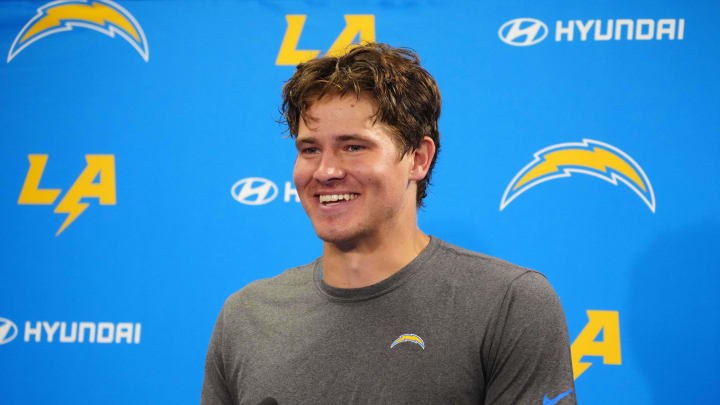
[201,43,576,405]
[292,90,435,289]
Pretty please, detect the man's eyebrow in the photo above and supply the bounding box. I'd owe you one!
[295,137,316,147]
[295,134,369,147]
[336,134,369,142]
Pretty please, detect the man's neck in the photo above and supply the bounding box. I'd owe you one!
[321,227,430,289]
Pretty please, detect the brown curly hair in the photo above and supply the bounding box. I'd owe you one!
[280,42,442,207]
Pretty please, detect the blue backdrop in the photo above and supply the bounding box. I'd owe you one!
[1,1,718,404]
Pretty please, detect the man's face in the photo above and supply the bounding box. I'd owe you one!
[293,94,417,245]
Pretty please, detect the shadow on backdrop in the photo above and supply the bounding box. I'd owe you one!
[629,221,720,404]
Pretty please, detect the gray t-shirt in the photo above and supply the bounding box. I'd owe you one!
[201,237,576,404]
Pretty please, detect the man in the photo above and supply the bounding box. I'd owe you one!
[201,43,576,404]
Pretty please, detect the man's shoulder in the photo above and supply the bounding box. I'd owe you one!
[429,237,562,321]
[222,259,318,311]
[432,237,542,284]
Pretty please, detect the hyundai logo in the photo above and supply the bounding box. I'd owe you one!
[498,18,548,46]
[0,318,18,345]
[231,177,279,205]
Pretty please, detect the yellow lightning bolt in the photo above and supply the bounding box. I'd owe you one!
[20,1,140,45]
[54,193,90,237]
[53,155,116,237]
[514,146,647,193]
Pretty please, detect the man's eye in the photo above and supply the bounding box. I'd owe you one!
[346,145,365,152]
[301,147,319,154]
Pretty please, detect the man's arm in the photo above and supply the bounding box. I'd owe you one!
[200,308,233,405]
[483,271,576,405]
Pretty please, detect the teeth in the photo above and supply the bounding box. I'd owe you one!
[319,194,358,203]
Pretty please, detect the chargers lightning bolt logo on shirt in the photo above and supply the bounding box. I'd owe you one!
[500,139,655,212]
[390,334,425,349]
[7,0,149,63]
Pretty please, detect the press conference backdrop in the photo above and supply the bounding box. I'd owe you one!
[1,0,718,404]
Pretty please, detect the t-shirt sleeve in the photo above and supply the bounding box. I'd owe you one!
[483,271,577,405]
[200,307,234,405]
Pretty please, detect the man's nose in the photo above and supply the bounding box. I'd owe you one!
[313,151,345,183]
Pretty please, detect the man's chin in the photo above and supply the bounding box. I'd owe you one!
[314,227,369,250]
[316,230,355,244]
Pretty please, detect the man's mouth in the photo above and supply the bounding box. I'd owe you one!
[318,193,359,205]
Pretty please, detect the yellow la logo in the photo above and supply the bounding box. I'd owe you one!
[18,154,116,236]
[571,310,622,379]
[276,15,375,65]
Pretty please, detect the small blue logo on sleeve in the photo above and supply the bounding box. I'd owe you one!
[543,390,572,405]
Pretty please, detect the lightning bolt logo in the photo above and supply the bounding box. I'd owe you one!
[7,0,149,63]
[390,334,425,349]
[500,139,655,212]
[18,154,116,236]
[53,154,116,236]
[53,186,92,237]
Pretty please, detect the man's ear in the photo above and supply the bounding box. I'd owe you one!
[409,136,436,182]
